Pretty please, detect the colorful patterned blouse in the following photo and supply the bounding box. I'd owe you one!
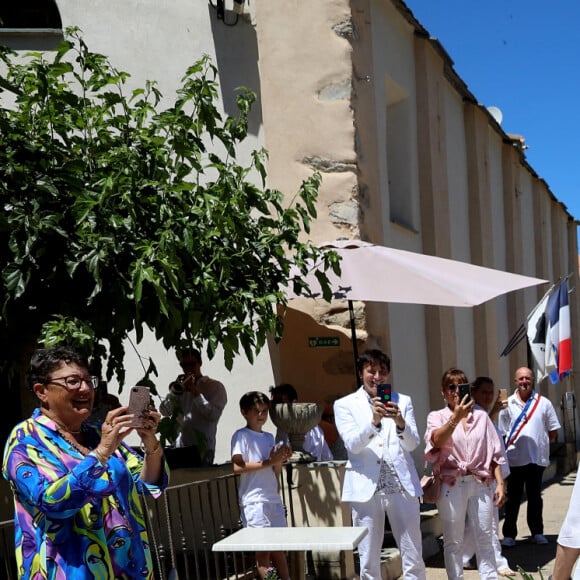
[2,409,169,579]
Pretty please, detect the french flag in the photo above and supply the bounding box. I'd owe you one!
[546,279,572,383]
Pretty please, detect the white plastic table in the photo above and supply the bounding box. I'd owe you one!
[212,526,368,579]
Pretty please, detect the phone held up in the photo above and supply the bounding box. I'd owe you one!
[458,383,472,403]
[499,388,508,402]
[376,383,392,404]
[127,385,151,428]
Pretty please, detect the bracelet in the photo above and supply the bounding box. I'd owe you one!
[144,442,162,456]
[94,448,109,465]
[448,418,458,429]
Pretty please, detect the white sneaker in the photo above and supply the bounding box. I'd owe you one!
[501,537,516,547]
[531,534,548,544]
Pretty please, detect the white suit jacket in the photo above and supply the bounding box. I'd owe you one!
[334,387,422,503]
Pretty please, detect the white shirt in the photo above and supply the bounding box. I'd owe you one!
[498,391,560,468]
[276,425,333,461]
[231,427,280,506]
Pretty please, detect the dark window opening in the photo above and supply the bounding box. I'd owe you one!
[0,1,62,29]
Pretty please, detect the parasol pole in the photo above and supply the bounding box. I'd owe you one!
[348,299,361,389]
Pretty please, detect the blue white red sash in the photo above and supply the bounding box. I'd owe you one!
[505,393,541,449]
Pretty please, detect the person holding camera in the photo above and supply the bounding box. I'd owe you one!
[334,349,425,580]
[161,347,227,467]
[2,345,168,579]
[424,367,506,580]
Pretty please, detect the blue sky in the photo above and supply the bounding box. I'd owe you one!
[404,1,580,242]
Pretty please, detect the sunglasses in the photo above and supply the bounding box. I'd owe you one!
[446,384,458,391]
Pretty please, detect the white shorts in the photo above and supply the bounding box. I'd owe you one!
[241,500,287,528]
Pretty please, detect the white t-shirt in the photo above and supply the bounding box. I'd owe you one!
[231,427,280,506]
[499,391,560,467]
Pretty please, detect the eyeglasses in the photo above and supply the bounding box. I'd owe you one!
[446,384,458,391]
[46,375,99,391]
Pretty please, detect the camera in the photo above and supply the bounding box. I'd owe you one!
[169,375,186,395]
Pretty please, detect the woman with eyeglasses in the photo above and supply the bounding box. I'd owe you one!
[424,367,506,580]
[2,345,169,579]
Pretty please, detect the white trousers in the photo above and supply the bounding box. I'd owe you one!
[351,490,426,580]
[462,482,510,571]
[437,475,497,579]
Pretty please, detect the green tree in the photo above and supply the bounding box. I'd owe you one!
[0,29,337,392]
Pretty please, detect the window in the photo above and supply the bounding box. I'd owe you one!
[1,1,61,29]
[0,1,63,49]
[385,75,415,230]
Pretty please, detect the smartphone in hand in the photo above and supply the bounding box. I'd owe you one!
[499,388,508,402]
[376,383,392,404]
[127,386,150,428]
[458,383,472,403]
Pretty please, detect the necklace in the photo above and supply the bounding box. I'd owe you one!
[41,410,83,434]
[55,425,92,456]
[54,420,82,435]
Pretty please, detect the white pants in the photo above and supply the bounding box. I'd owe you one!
[351,490,426,580]
[462,482,510,571]
[437,475,497,579]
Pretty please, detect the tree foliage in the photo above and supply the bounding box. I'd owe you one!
[0,29,338,388]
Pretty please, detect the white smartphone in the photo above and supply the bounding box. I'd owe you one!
[127,386,150,428]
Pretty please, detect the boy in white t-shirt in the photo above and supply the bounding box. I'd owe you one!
[231,391,292,580]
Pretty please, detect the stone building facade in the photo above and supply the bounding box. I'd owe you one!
[1,0,578,467]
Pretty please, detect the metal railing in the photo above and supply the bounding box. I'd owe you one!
[0,472,255,580]
[143,472,255,580]
[0,520,16,580]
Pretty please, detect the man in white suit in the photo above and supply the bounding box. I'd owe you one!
[334,349,425,580]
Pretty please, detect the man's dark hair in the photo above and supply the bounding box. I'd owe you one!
[239,391,270,412]
[357,349,391,374]
[472,376,494,391]
[177,346,202,364]
[29,345,89,388]
[270,383,298,403]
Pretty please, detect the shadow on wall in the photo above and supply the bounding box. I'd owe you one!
[208,3,262,137]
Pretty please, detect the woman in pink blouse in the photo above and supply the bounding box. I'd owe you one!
[425,368,506,580]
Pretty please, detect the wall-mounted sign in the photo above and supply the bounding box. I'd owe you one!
[308,337,340,348]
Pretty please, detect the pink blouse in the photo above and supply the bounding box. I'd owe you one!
[424,405,505,486]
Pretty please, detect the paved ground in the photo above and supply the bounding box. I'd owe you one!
[424,470,577,579]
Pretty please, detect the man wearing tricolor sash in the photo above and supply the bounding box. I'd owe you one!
[498,367,560,548]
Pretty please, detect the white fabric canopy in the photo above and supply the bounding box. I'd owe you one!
[286,240,547,307]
